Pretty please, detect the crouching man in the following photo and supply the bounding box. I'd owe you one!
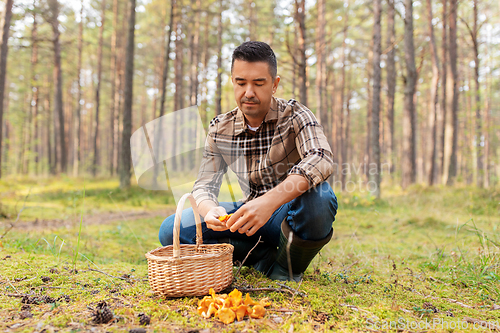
[159,41,338,281]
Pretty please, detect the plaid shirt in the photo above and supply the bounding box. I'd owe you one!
[192,97,334,207]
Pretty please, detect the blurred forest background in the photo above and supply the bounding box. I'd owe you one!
[0,0,499,196]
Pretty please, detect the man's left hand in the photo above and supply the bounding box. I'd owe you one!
[225,175,310,237]
[225,196,276,237]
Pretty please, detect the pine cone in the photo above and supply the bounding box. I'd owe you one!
[41,295,56,304]
[138,313,150,326]
[20,304,31,311]
[422,302,438,313]
[21,296,40,305]
[19,310,33,319]
[57,294,71,303]
[92,301,114,324]
[41,276,52,283]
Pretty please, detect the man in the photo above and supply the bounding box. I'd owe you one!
[159,41,338,281]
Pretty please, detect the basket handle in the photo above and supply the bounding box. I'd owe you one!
[172,193,203,259]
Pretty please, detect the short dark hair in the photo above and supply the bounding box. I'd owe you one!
[231,41,277,79]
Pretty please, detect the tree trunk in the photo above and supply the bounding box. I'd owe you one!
[93,0,106,176]
[339,6,349,188]
[471,0,483,187]
[0,0,13,178]
[295,0,307,105]
[402,0,417,189]
[109,0,119,175]
[190,0,200,107]
[52,80,59,173]
[47,0,67,173]
[496,129,500,185]
[159,0,175,117]
[345,77,352,173]
[443,0,458,185]
[483,63,490,187]
[119,0,136,189]
[2,119,9,175]
[364,37,373,180]
[248,0,256,40]
[172,3,185,171]
[425,0,440,185]
[19,94,27,174]
[116,6,127,175]
[315,0,325,127]
[215,0,223,115]
[73,0,83,177]
[370,0,382,198]
[386,0,396,178]
[30,8,40,175]
[22,94,31,174]
[114,0,126,175]
[44,78,55,174]
[438,0,448,183]
[465,73,473,183]
[65,77,73,172]
[200,10,210,126]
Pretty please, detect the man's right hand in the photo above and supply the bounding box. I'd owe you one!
[204,206,229,231]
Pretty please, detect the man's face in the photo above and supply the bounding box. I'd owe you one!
[231,59,280,126]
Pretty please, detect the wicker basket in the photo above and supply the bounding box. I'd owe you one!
[145,193,234,297]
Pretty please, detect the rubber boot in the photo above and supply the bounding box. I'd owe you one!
[218,238,277,275]
[268,221,333,282]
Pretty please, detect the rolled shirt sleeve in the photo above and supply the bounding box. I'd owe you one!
[288,102,334,187]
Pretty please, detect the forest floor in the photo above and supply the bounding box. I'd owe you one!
[0,177,499,332]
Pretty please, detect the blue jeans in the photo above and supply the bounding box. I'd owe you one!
[159,181,338,247]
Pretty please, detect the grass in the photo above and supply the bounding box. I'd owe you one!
[0,177,499,332]
[0,176,175,222]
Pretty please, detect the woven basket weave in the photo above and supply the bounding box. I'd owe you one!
[145,193,234,297]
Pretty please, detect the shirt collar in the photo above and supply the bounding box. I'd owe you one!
[264,97,279,122]
[235,97,279,136]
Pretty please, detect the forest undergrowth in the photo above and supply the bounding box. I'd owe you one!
[0,177,499,332]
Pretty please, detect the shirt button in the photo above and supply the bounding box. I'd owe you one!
[256,160,260,163]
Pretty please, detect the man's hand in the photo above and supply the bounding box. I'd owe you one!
[204,206,229,231]
[225,175,310,237]
[225,196,276,237]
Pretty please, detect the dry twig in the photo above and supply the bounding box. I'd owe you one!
[5,293,37,298]
[289,278,303,304]
[236,287,298,296]
[275,282,307,297]
[410,288,474,309]
[87,267,147,282]
[235,236,262,278]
